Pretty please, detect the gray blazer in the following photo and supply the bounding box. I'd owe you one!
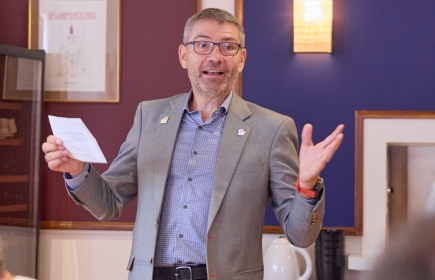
[68,92,324,280]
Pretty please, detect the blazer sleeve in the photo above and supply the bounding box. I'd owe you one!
[66,103,143,221]
[269,117,325,248]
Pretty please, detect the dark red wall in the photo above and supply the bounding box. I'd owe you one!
[0,1,28,47]
[0,0,194,222]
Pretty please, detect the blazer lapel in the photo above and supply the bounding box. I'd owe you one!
[208,94,252,230]
[154,94,187,216]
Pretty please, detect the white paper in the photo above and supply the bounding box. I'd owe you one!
[48,115,107,163]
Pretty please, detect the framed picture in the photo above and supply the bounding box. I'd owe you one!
[351,111,435,265]
[29,0,121,102]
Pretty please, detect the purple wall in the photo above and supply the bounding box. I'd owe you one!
[0,0,194,222]
[244,0,435,227]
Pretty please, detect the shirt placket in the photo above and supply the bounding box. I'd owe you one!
[174,113,203,264]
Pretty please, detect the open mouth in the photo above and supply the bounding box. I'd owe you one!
[203,70,224,75]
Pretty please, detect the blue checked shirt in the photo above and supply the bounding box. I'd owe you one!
[154,92,231,266]
[66,91,232,266]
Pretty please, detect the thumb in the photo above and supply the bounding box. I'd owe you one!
[301,124,313,148]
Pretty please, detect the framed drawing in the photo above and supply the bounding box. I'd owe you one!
[349,111,435,269]
[29,0,121,102]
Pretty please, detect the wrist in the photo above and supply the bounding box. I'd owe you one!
[296,177,324,199]
[69,162,85,178]
[298,176,317,189]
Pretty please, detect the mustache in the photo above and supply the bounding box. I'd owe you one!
[201,62,226,72]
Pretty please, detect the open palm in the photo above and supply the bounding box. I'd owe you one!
[298,124,344,189]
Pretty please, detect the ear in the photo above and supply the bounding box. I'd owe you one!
[178,44,187,69]
[237,48,247,73]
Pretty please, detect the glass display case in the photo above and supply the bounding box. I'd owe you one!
[0,44,44,278]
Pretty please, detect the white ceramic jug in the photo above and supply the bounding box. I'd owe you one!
[263,236,312,280]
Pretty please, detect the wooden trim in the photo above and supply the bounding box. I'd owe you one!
[0,175,29,183]
[354,111,364,236]
[193,0,201,14]
[44,223,285,233]
[235,0,243,25]
[41,221,134,231]
[0,204,28,213]
[0,217,35,227]
[263,225,357,235]
[0,101,23,110]
[263,225,284,234]
[0,139,23,146]
[39,221,358,235]
[356,110,435,119]
[354,110,435,237]
[235,0,244,97]
[28,0,39,49]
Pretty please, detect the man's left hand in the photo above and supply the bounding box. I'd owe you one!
[298,124,344,189]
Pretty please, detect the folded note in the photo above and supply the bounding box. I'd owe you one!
[48,115,107,163]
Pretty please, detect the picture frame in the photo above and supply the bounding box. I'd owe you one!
[28,0,121,102]
[353,111,435,252]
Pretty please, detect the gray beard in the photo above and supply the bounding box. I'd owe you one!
[187,63,239,98]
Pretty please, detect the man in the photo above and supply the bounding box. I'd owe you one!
[42,8,343,280]
[0,268,35,280]
[0,242,36,280]
[366,216,435,280]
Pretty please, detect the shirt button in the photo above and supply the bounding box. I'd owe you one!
[148,258,153,264]
[183,205,188,209]
[188,177,193,181]
[179,234,184,238]
[193,151,198,155]
[198,126,203,130]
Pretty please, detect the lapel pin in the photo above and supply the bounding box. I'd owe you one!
[237,128,246,136]
[160,116,169,124]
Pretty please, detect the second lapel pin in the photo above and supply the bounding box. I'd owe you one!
[237,128,246,136]
[160,116,169,124]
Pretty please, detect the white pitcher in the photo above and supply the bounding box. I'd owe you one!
[263,236,312,280]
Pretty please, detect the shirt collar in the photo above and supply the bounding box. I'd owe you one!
[183,90,233,114]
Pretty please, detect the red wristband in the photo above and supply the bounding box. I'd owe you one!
[296,177,317,199]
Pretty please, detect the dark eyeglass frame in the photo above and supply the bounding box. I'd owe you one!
[185,41,242,56]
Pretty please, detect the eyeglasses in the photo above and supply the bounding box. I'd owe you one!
[185,41,242,56]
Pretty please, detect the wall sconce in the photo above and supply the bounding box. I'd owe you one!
[294,0,333,53]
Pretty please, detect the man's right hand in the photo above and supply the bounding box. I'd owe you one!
[42,135,85,177]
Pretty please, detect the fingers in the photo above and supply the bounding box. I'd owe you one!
[323,134,343,162]
[41,135,85,174]
[44,147,70,172]
[42,135,69,168]
[300,124,344,165]
[46,135,63,145]
[324,124,344,143]
[46,155,68,170]
[301,124,313,147]
[325,126,344,152]
[44,149,69,162]
[299,124,344,185]
[42,135,64,153]
[321,129,344,166]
